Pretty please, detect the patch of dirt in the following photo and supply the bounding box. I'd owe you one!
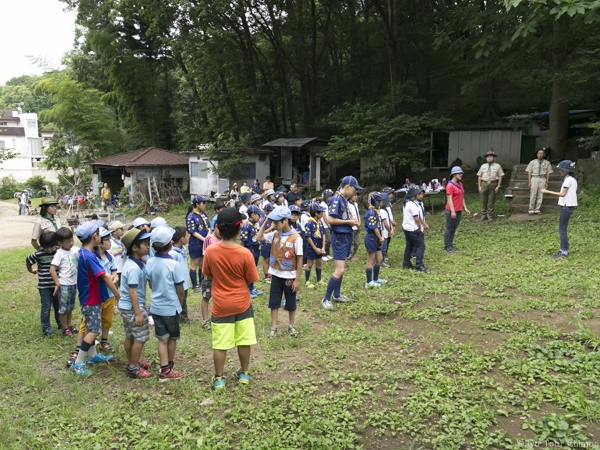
[0,200,39,250]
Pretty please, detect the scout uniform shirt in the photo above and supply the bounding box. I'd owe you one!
[525,159,553,177]
[477,163,505,182]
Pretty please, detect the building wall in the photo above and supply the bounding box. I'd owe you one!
[448,130,522,169]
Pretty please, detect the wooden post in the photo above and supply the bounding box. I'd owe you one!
[316,156,321,191]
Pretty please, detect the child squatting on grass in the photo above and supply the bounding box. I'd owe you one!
[146,226,187,382]
[202,208,259,390]
[256,206,303,339]
[71,221,120,376]
[118,228,152,379]
[49,227,79,337]
[26,230,61,336]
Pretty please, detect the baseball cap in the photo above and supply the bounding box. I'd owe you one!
[382,187,395,194]
[132,217,150,228]
[150,217,167,229]
[193,195,208,203]
[247,205,261,216]
[289,204,301,214]
[75,221,104,240]
[122,228,152,253]
[268,206,291,221]
[150,226,175,246]
[216,208,244,226]
[341,175,363,191]
[371,191,385,202]
[310,202,326,213]
[450,166,464,175]
[99,227,114,238]
[274,192,284,199]
[108,220,125,230]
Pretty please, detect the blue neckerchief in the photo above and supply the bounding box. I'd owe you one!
[280,228,297,237]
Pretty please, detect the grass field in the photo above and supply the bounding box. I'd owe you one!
[2,186,600,449]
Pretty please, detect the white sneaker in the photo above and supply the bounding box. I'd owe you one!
[374,278,388,284]
[322,256,331,262]
[322,299,334,311]
[148,315,154,326]
[365,281,380,289]
[332,294,353,303]
[528,210,534,215]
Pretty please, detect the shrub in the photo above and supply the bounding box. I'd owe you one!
[26,175,47,192]
[0,175,22,200]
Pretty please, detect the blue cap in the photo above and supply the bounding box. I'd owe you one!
[289,204,301,213]
[150,217,167,229]
[406,187,423,198]
[557,160,575,173]
[268,206,292,221]
[263,202,274,212]
[251,194,262,203]
[247,205,261,216]
[322,189,334,199]
[240,193,252,203]
[150,226,175,246]
[382,187,395,193]
[341,175,363,190]
[265,189,275,197]
[193,195,208,203]
[99,227,114,238]
[75,220,104,240]
[310,202,326,213]
[277,185,288,192]
[450,166,464,175]
[274,192,285,199]
[132,217,150,228]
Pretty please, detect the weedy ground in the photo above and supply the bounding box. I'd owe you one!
[2,182,600,449]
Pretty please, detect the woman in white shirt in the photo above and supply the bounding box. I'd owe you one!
[541,160,578,259]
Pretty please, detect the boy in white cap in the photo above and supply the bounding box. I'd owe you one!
[132,217,151,233]
[146,226,186,381]
[71,221,120,376]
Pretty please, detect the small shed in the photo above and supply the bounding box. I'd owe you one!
[262,137,329,190]
[431,126,522,169]
[91,148,189,202]
[188,148,273,197]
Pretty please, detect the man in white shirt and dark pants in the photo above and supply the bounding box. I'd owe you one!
[542,160,578,259]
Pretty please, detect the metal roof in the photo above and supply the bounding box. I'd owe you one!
[0,126,25,136]
[91,147,189,167]
[262,137,327,148]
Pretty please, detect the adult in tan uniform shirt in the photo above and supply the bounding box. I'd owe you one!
[31,197,62,249]
[476,150,505,222]
[525,148,553,215]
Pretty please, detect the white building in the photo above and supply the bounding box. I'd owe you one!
[0,109,59,182]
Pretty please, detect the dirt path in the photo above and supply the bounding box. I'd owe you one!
[0,200,40,251]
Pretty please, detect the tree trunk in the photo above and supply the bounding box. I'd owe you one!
[549,15,569,161]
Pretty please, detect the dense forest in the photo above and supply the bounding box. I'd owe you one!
[2,0,600,178]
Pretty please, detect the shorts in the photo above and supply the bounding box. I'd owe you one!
[260,243,272,259]
[188,241,204,259]
[58,285,77,314]
[201,276,213,300]
[119,308,150,343]
[306,242,323,260]
[79,298,115,334]
[364,233,382,253]
[80,303,102,334]
[152,313,181,340]
[332,232,352,261]
[211,306,257,350]
[268,275,297,312]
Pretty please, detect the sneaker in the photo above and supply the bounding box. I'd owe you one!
[140,361,152,370]
[62,329,73,337]
[268,327,278,339]
[380,262,390,268]
[444,246,457,253]
[202,319,212,331]
[288,324,299,337]
[374,278,388,284]
[250,292,256,299]
[322,256,331,262]
[528,210,534,215]
[534,210,542,215]
[66,351,78,368]
[365,281,380,289]
[87,353,113,364]
[99,341,115,353]
[126,365,153,379]
[416,267,431,273]
[316,280,327,287]
[194,285,202,292]
[234,370,251,384]
[147,315,154,326]
[332,294,353,303]
[212,375,226,390]
[251,289,263,296]
[322,299,334,311]
[159,369,185,382]
[403,265,415,270]
[67,325,78,334]
[552,251,568,259]
[180,315,193,324]
[43,328,53,336]
[265,278,272,284]
[71,363,92,376]
[305,281,315,289]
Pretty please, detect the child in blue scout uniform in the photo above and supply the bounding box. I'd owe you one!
[289,204,303,233]
[256,206,303,338]
[259,203,275,284]
[146,226,186,382]
[321,176,363,311]
[304,202,327,289]
[71,221,120,376]
[402,187,430,272]
[186,195,210,291]
[119,228,152,379]
[169,226,191,323]
[364,192,388,288]
[240,205,263,298]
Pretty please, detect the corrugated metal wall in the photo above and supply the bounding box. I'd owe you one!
[448,130,522,169]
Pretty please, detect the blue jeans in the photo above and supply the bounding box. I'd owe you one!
[559,206,575,254]
[444,210,462,248]
[381,237,390,258]
[403,229,425,268]
[20,203,26,215]
[39,288,60,331]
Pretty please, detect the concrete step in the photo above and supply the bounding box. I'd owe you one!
[511,171,564,181]
[509,203,561,214]
[506,195,559,206]
[508,179,563,190]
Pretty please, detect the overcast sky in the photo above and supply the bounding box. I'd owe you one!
[0,0,77,85]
